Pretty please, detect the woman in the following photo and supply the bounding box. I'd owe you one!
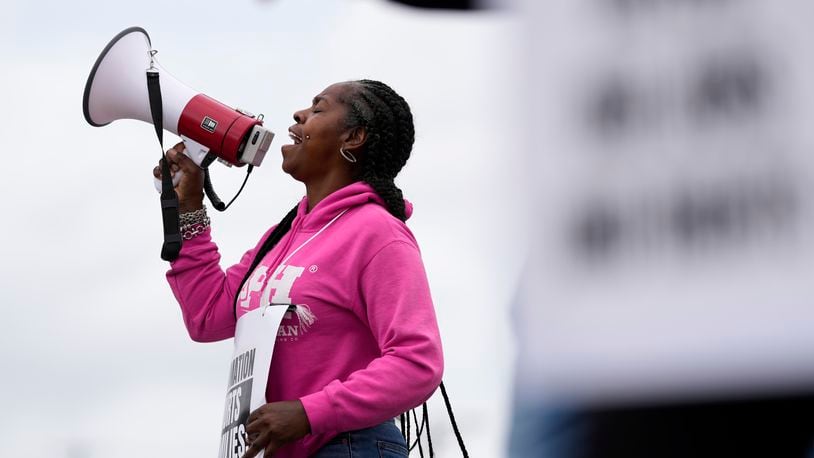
[156,80,443,457]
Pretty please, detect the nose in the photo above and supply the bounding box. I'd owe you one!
[293,109,308,124]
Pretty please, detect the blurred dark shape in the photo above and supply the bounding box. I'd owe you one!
[387,0,481,10]
[691,54,767,122]
[590,77,637,138]
[511,393,814,457]
[671,178,795,247]
[256,0,484,9]
[572,203,623,261]
[570,175,798,265]
[672,190,741,245]
[586,52,770,141]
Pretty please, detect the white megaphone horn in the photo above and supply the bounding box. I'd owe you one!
[82,27,274,192]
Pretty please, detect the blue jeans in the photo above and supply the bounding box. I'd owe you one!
[312,420,408,457]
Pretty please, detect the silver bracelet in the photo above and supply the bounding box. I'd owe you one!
[180,207,208,226]
[180,207,210,240]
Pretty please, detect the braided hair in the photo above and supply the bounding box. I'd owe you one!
[340,79,415,221]
[232,205,298,319]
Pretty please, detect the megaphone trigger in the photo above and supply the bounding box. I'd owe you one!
[179,136,211,167]
[152,143,204,193]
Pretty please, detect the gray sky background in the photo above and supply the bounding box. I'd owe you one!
[0,1,523,456]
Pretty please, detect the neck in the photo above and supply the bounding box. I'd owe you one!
[304,172,355,212]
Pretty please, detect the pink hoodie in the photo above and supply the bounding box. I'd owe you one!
[166,182,444,456]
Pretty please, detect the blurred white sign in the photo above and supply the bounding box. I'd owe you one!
[516,0,814,404]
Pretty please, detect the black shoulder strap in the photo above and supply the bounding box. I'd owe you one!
[146,70,182,261]
[440,381,468,456]
[401,381,469,457]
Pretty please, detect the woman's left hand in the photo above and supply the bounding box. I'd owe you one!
[242,400,311,457]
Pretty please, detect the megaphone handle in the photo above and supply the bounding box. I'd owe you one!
[153,137,210,192]
[153,146,199,193]
[154,169,183,193]
[150,149,227,212]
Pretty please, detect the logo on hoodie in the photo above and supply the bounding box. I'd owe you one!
[238,264,317,341]
[238,263,304,309]
[277,304,317,342]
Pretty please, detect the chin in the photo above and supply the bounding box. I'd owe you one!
[281,162,305,183]
[280,155,295,175]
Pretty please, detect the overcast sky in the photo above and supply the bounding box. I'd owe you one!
[0,1,523,456]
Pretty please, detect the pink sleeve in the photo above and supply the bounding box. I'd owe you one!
[300,241,445,433]
[165,226,274,343]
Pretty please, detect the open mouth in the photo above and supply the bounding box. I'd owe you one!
[288,129,303,145]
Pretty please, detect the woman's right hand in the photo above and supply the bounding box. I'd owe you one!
[153,141,205,212]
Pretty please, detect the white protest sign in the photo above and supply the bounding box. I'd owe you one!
[218,305,288,458]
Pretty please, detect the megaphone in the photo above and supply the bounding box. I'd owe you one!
[83,27,274,185]
[84,26,273,262]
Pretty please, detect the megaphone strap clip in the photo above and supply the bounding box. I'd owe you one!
[148,49,158,71]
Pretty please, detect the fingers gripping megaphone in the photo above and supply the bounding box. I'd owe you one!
[82,27,274,193]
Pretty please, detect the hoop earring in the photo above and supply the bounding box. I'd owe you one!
[340,147,357,163]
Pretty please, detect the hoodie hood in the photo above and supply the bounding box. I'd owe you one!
[295,181,413,231]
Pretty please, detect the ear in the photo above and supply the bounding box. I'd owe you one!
[342,126,367,152]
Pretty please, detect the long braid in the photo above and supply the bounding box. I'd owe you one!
[231,205,298,319]
[341,79,415,221]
